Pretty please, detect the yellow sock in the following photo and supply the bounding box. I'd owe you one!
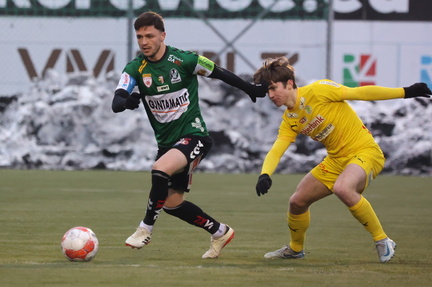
[287,211,310,252]
[349,196,387,241]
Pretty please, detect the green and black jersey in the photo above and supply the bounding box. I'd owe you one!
[117,46,216,148]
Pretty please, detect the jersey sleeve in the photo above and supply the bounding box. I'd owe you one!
[312,80,345,102]
[116,56,143,93]
[115,72,137,93]
[311,80,404,102]
[342,85,404,101]
[193,55,215,77]
[261,119,296,176]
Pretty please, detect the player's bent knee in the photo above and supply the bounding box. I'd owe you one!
[163,191,184,209]
[289,197,308,212]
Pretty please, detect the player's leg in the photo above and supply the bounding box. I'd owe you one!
[162,135,220,234]
[125,147,188,249]
[334,148,395,262]
[290,172,332,250]
[335,163,388,240]
[265,172,332,259]
[162,135,233,258]
[143,148,188,226]
[164,190,227,237]
[163,189,234,259]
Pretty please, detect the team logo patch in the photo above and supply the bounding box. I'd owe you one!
[319,163,329,174]
[197,69,207,76]
[116,72,131,90]
[138,60,147,73]
[143,74,152,88]
[174,138,191,146]
[120,73,130,88]
[312,123,334,142]
[300,114,325,135]
[286,112,298,118]
[319,80,340,87]
[192,117,204,132]
[157,85,170,92]
[145,88,190,123]
[299,97,305,110]
[190,140,204,160]
[167,54,183,65]
[170,68,181,84]
[299,116,307,124]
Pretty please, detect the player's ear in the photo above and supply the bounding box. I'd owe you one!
[287,79,294,89]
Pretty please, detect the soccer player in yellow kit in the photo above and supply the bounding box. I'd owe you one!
[253,57,431,263]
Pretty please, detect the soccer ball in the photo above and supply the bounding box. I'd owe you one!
[61,226,99,262]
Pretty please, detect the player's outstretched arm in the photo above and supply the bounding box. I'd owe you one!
[255,138,291,196]
[209,65,267,103]
[403,82,431,99]
[112,90,142,113]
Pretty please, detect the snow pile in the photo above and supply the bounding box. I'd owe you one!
[0,71,431,175]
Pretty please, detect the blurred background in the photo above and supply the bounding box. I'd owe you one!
[0,0,431,174]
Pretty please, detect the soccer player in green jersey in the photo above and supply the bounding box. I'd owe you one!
[112,11,267,258]
[253,57,431,263]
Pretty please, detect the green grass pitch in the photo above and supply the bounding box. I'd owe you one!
[1,169,431,286]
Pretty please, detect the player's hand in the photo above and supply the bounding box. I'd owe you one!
[403,83,431,99]
[247,82,268,103]
[125,92,141,109]
[256,173,272,196]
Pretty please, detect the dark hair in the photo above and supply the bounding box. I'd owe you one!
[134,11,165,32]
[253,57,297,88]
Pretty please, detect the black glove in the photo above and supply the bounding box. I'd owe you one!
[246,82,268,103]
[125,92,141,110]
[256,173,272,196]
[403,83,431,99]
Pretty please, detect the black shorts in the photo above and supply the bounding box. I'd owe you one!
[156,135,213,192]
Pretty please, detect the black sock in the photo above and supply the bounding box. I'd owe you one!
[163,200,220,234]
[143,170,170,225]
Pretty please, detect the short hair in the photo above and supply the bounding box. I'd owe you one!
[253,57,297,88]
[134,11,165,32]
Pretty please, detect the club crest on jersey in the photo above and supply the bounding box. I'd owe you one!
[170,68,181,84]
[143,74,152,88]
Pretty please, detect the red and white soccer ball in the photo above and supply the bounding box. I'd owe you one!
[61,226,99,262]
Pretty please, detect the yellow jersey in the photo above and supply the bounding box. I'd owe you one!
[261,80,404,175]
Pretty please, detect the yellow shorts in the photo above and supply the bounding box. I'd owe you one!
[311,145,385,192]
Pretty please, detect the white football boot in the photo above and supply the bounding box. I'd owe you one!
[264,245,305,259]
[125,226,152,249]
[202,225,235,259]
[375,237,396,263]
